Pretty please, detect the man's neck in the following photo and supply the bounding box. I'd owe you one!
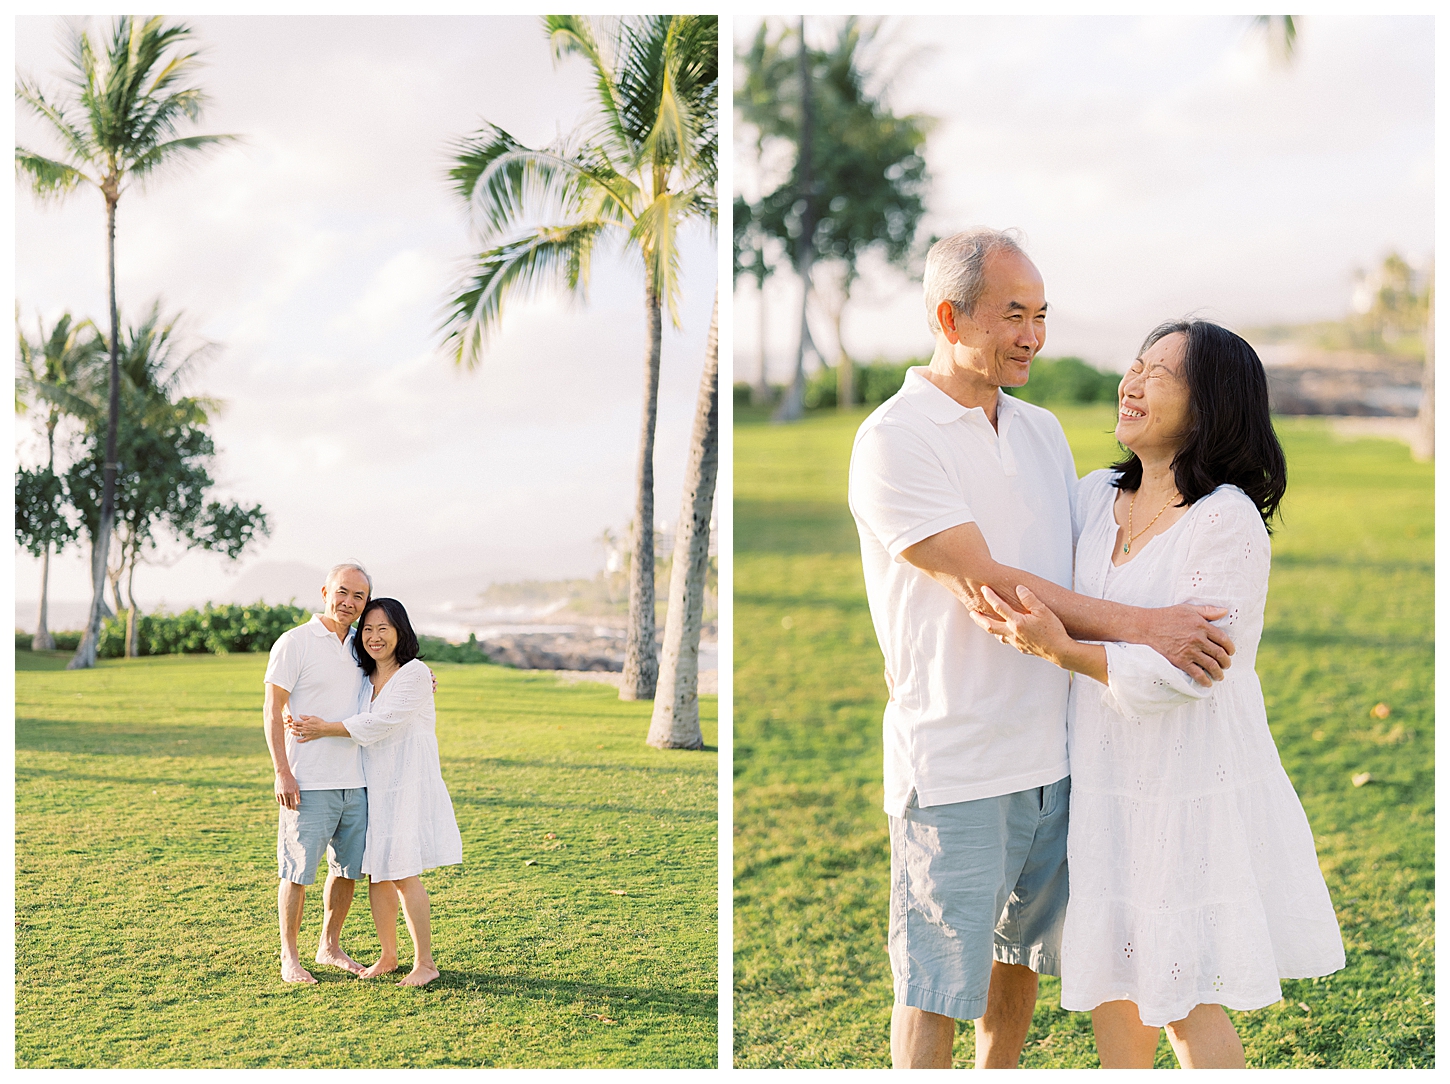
[924,348,1002,428]
[319,614,350,641]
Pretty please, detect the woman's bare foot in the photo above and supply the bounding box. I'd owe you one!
[315,945,365,974]
[360,956,399,979]
[398,963,440,987]
[281,958,318,984]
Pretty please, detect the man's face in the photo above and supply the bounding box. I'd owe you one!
[322,569,370,628]
[952,250,1048,388]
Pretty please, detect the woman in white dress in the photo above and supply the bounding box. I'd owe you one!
[973,321,1344,1068]
[289,597,463,987]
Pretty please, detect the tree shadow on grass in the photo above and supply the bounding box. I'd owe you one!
[424,970,717,1019]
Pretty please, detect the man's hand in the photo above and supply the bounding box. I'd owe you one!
[275,768,301,810]
[1143,604,1235,686]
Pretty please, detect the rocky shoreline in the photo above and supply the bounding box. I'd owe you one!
[475,624,717,676]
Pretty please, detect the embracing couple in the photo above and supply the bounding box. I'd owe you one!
[263,562,463,986]
[848,229,1346,1069]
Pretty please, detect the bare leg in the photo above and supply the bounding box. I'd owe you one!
[975,961,1038,1068]
[361,879,401,978]
[315,872,363,973]
[1164,1004,1246,1069]
[394,876,439,987]
[891,1005,955,1068]
[278,880,316,984]
[1092,1000,1162,1068]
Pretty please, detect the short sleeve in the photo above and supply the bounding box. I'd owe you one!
[342,662,431,747]
[849,422,974,560]
[264,629,302,692]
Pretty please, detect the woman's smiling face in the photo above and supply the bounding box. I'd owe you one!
[1115,331,1192,458]
[359,608,399,664]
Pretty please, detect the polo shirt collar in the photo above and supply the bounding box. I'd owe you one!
[901,367,1015,427]
[308,613,354,645]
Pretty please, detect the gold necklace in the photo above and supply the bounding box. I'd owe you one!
[1123,488,1179,554]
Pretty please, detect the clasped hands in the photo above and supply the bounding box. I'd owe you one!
[970,584,1234,687]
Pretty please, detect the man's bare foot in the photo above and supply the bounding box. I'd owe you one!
[315,945,365,975]
[398,963,440,987]
[281,958,317,984]
[360,957,399,979]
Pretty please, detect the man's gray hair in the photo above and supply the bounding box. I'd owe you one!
[923,227,1027,333]
[325,561,372,594]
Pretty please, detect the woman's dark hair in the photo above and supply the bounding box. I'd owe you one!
[1111,319,1287,531]
[352,597,421,675]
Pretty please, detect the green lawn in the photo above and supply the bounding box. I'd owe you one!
[15,653,717,1068]
[733,404,1433,1068]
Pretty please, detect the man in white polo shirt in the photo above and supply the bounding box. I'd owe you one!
[263,561,372,984]
[849,228,1234,1067]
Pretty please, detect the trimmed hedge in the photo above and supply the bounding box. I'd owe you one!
[19,606,495,665]
[798,356,1120,411]
[97,602,313,657]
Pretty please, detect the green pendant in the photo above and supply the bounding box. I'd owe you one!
[1123,543,1130,553]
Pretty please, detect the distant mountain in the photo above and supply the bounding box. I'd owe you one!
[219,561,328,609]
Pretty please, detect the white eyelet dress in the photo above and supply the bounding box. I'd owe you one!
[1058,470,1344,1026]
[342,658,464,882]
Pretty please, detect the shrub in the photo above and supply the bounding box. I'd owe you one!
[418,633,494,665]
[16,629,83,652]
[1007,356,1119,405]
[94,601,314,658]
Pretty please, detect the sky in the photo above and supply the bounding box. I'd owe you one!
[14,15,718,622]
[734,13,1435,381]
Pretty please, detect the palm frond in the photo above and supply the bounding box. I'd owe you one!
[126,133,237,183]
[442,222,604,370]
[14,148,89,198]
[14,75,95,164]
[544,15,627,147]
[630,190,685,327]
[449,126,638,239]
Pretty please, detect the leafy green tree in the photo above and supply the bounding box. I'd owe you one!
[16,311,104,649]
[16,14,236,668]
[66,304,269,657]
[737,18,931,419]
[443,14,717,700]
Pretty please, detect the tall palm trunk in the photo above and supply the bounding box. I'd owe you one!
[773,18,815,424]
[34,547,55,651]
[620,277,663,700]
[125,548,140,658]
[70,194,121,670]
[648,290,718,748]
[34,423,58,651]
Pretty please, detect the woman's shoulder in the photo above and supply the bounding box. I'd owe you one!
[1192,485,1268,536]
[1076,468,1119,508]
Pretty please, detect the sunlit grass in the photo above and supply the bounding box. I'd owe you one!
[16,654,717,1068]
[733,405,1432,1068]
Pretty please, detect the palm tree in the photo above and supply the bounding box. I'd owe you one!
[647,290,718,748]
[443,15,717,700]
[15,14,235,669]
[16,311,104,650]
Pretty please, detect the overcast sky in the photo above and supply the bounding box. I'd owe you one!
[734,13,1434,380]
[14,15,717,617]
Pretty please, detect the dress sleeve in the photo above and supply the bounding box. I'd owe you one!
[341,662,431,747]
[1100,488,1271,721]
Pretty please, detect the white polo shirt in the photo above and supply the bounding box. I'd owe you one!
[264,614,367,790]
[848,368,1077,817]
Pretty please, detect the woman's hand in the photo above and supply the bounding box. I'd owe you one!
[287,714,336,743]
[971,584,1075,665]
[972,585,1109,683]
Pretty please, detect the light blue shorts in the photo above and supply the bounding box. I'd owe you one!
[277,787,368,885]
[888,776,1070,1020]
